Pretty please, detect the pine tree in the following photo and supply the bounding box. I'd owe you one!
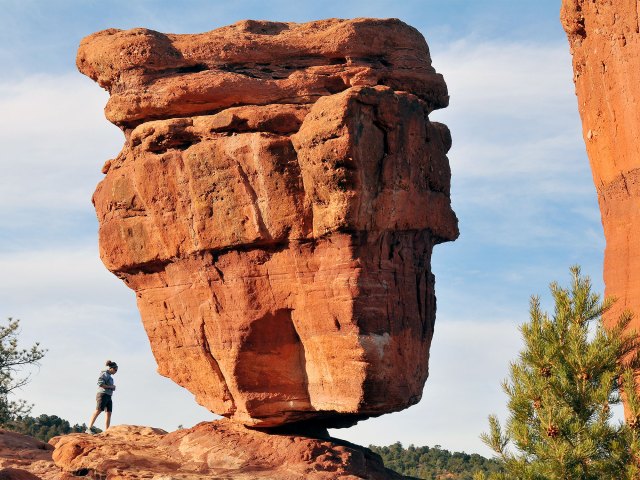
[477,267,640,480]
[7,414,85,441]
[0,318,46,424]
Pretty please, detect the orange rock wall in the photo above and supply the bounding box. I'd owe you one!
[561,2,640,324]
[78,19,458,428]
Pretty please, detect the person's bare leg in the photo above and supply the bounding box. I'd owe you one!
[105,411,111,430]
[88,410,101,430]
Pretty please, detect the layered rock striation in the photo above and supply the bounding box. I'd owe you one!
[78,19,458,428]
[561,2,640,326]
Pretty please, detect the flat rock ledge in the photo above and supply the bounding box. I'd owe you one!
[49,420,411,479]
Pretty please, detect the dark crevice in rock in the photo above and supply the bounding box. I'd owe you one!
[118,239,291,278]
[176,63,209,74]
[218,64,261,78]
[415,272,423,325]
[120,258,172,276]
[116,228,435,280]
[324,76,349,94]
[146,131,200,153]
[256,411,369,433]
[72,468,91,477]
[350,55,392,68]
[154,63,210,76]
[120,102,314,131]
[211,258,225,282]
[206,239,291,257]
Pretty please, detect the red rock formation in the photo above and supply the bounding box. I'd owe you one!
[561,3,640,326]
[0,469,43,480]
[78,19,458,428]
[51,421,409,479]
[0,424,412,479]
[0,430,58,479]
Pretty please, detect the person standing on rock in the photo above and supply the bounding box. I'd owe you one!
[86,360,118,433]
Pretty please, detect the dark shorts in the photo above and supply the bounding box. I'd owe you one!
[96,393,113,413]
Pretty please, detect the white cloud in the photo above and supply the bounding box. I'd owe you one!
[432,40,577,122]
[427,41,601,251]
[0,247,117,305]
[0,74,122,215]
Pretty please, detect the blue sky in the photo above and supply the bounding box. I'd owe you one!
[0,0,605,455]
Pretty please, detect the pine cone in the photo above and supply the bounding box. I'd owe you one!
[546,425,559,438]
[533,398,542,410]
[578,371,591,381]
[540,366,552,378]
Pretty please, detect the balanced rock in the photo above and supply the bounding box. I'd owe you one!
[51,421,410,479]
[78,19,458,428]
[561,3,640,326]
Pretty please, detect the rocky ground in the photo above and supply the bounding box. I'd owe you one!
[0,420,413,479]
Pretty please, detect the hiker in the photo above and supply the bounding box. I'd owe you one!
[86,360,118,433]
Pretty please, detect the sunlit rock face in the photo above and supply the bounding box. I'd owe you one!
[78,18,458,428]
[561,2,640,328]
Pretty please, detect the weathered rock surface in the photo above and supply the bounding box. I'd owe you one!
[0,430,58,479]
[51,421,411,479]
[77,19,449,129]
[561,3,640,326]
[79,19,458,428]
[0,425,411,480]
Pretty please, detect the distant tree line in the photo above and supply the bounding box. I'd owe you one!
[5,413,89,441]
[369,441,502,479]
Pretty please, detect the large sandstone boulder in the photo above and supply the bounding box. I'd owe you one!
[78,18,458,428]
[561,3,640,326]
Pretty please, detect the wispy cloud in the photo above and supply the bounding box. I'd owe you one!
[332,319,524,455]
[429,40,600,253]
[0,74,122,251]
[0,74,120,213]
